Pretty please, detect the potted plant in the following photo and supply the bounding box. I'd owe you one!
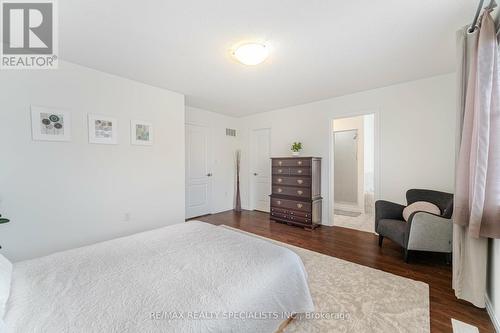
[291,142,303,156]
[0,214,9,224]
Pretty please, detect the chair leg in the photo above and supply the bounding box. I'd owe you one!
[378,235,384,247]
[404,249,410,263]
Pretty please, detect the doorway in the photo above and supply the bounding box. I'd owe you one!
[250,128,271,212]
[332,114,375,232]
[334,129,359,206]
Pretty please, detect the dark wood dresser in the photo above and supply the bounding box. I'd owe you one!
[269,157,322,230]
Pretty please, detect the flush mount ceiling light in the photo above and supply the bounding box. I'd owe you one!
[232,43,269,66]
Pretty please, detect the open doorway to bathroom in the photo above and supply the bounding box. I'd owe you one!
[332,114,375,233]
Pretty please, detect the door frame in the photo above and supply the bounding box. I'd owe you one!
[328,109,380,227]
[185,121,213,218]
[249,127,271,211]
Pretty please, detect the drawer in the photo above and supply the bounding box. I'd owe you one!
[270,211,311,225]
[273,176,311,187]
[272,159,311,167]
[272,167,290,175]
[289,167,311,176]
[272,186,311,198]
[288,215,312,225]
[271,198,311,212]
[271,207,288,214]
[270,211,288,220]
[288,209,310,218]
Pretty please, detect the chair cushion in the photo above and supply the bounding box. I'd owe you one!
[377,219,407,247]
[402,201,440,221]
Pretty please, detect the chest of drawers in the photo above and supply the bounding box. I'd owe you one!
[269,157,322,230]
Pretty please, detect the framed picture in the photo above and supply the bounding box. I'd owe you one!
[131,120,153,146]
[31,105,71,142]
[88,114,118,144]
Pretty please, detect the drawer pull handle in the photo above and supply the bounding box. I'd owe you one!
[297,179,303,184]
[278,161,282,166]
[277,200,282,205]
[297,190,303,195]
[278,169,282,173]
[297,203,303,209]
[277,188,283,193]
[277,178,282,183]
[297,170,302,174]
[297,161,302,165]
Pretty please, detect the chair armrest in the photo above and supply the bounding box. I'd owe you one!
[405,212,452,252]
[375,200,405,231]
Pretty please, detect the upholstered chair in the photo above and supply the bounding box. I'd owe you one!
[375,189,454,262]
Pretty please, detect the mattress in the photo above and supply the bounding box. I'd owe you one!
[4,221,314,332]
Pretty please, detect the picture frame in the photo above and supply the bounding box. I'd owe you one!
[130,120,153,146]
[88,114,118,145]
[31,105,71,142]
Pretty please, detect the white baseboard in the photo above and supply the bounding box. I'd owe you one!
[486,294,500,333]
[241,204,251,211]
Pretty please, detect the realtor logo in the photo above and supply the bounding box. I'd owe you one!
[1,0,58,69]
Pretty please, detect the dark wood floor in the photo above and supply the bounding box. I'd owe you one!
[192,210,494,333]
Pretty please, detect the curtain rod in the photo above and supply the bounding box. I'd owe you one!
[469,0,486,32]
[469,0,497,32]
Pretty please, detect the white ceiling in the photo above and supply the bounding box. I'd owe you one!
[60,0,477,116]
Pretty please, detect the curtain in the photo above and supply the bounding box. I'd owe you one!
[453,11,500,308]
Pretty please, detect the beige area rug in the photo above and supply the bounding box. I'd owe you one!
[221,226,430,333]
[334,209,362,218]
[334,213,376,233]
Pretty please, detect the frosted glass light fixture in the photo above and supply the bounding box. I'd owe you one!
[233,43,269,66]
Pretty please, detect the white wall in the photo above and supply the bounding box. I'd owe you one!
[239,73,457,225]
[363,114,375,193]
[0,61,185,262]
[185,106,242,214]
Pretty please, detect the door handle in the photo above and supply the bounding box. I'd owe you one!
[207,173,212,177]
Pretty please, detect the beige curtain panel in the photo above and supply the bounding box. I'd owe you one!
[454,12,500,239]
[453,11,500,308]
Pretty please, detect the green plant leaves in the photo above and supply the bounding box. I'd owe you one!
[291,142,303,152]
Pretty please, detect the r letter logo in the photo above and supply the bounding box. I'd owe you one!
[1,0,58,69]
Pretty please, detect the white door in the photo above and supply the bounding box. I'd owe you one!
[185,124,212,218]
[250,128,271,212]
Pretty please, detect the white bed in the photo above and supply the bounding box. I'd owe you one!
[3,221,314,332]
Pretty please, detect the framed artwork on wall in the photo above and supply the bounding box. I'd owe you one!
[130,120,153,146]
[88,114,118,144]
[31,105,71,142]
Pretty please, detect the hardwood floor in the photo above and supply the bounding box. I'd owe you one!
[192,210,495,333]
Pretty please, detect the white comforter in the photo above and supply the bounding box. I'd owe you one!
[5,221,314,333]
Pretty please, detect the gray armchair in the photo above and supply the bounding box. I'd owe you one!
[375,189,453,262]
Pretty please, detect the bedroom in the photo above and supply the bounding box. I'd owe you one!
[0,0,499,332]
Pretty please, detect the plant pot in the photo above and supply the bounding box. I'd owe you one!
[292,151,300,156]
